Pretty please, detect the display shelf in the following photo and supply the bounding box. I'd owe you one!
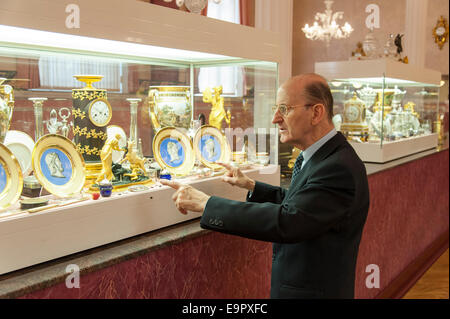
[0,165,279,275]
[350,133,438,163]
[315,59,441,87]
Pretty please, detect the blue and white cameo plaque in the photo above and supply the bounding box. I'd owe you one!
[40,148,72,186]
[199,135,221,162]
[0,163,6,194]
[152,127,195,176]
[160,138,185,168]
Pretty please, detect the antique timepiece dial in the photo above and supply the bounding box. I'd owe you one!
[436,27,445,36]
[345,105,360,122]
[3,85,12,95]
[89,99,112,127]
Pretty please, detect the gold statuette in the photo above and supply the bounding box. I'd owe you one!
[203,85,231,131]
[118,140,146,181]
[95,133,125,184]
[0,78,14,144]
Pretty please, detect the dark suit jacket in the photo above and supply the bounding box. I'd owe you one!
[200,132,370,299]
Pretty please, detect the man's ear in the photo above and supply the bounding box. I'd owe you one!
[311,103,325,125]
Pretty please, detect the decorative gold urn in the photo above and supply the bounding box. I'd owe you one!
[72,75,112,181]
[374,89,395,116]
[148,86,192,131]
[0,78,14,144]
[434,113,446,150]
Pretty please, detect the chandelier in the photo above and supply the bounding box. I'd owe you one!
[163,0,222,14]
[302,0,353,46]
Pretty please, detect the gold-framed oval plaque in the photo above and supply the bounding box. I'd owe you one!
[0,143,23,209]
[152,127,195,176]
[32,134,85,197]
[193,125,231,170]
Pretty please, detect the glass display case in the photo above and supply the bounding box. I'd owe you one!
[315,59,441,163]
[0,0,280,274]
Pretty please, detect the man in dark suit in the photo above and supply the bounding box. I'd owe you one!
[161,73,370,299]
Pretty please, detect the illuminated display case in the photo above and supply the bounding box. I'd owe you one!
[0,0,280,274]
[315,59,441,163]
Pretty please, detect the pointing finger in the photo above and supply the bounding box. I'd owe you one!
[160,179,182,190]
[216,162,232,171]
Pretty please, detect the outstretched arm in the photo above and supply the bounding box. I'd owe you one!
[217,162,287,204]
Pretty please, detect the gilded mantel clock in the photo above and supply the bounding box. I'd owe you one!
[340,92,369,141]
[88,98,112,127]
[72,75,111,180]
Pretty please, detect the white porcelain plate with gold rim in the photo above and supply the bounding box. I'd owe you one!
[152,126,195,176]
[4,130,35,177]
[32,134,85,198]
[193,125,231,170]
[106,125,127,163]
[0,143,23,209]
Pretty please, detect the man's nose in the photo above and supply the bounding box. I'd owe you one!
[272,108,283,124]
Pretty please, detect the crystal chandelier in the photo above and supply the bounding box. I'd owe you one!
[163,0,222,14]
[302,0,353,46]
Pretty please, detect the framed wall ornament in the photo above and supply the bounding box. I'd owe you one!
[193,125,231,170]
[433,16,449,50]
[0,143,23,209]
[31,134,85,197]
[152,127,195,176]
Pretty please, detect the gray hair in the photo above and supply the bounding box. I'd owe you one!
[303,81,334,121]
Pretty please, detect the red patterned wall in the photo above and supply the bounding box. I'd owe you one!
[20,232,272,299]
[355,150,449,298]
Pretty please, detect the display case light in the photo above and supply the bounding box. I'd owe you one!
[334,77,436,87]
[331,81,343,87]
[0,25,234,63]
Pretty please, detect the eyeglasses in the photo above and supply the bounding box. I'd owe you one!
[272,103,314,117]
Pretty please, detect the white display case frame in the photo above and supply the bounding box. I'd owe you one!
[0,0,281,274]
[0,166,279,275]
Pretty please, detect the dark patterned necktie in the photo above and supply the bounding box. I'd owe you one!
[291,153,304,182]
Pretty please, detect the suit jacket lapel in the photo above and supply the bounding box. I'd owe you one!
[286,132,347,196]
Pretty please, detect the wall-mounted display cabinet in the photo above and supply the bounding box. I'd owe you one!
[315,59,441,163]
[0,0,280,274]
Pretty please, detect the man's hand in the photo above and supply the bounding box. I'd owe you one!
[160,179,210,215]
[217,162,255,191]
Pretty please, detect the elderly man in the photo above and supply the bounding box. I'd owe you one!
[161,73,370,299]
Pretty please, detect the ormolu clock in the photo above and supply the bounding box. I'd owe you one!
[88,98,112,127]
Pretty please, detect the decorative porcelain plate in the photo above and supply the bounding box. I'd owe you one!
[193,125,231,170]
[152,127,194,176]
[4,130,35,177]
[0,143,23,209]
[106,125,127,163]
[32,134,85,197]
